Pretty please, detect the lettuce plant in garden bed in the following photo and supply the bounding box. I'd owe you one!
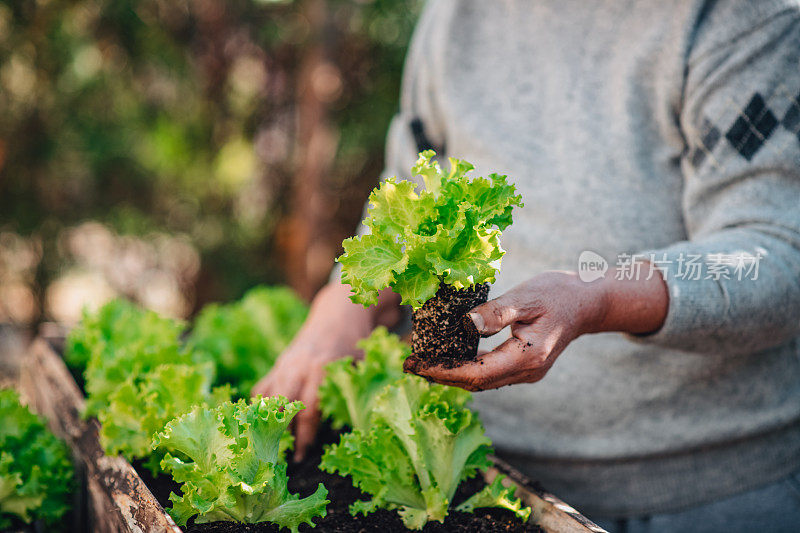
[318,329,530,530]
[318,326,406,431]
[337,150,522,366]
[0,389,74,530]
[321,375,530,530]
[187,286,308,394]
[66,298,186,372]
[64,286,306,472]
[67,300,231,473]
[61,297,537,531]
[152,396,328,532]
[98,359,232,473]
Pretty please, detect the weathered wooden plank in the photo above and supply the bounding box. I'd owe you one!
[19,338,182,533]
[489,456,606,533]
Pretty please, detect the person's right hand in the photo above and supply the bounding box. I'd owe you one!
[251,282,400,461]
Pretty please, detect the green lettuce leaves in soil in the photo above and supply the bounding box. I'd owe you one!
[318,326,407,431]
[187,286,308,394]
[65,298,185,372]
[153,396,329,532]
[337,150,523,309]
[455,474,531,523]
[0,389,74,529]
[74,300,231,471]
[319,375,530,529]
[98,361,232,472]
[73,299,188,417]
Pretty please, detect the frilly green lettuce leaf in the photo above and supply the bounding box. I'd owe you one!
[71,299,236,471]
[98,361,231,468]
[66,298,186,371]
[391,264,441,308]
[156,404,235,474]
[424,208,505,289]
[74,293,309,478]
[320,426,423,517]
[83,341,195,417]
[153,397,328,531]
[79,301,191,418]
[456,474,531,523]
[320,375,526,529]
[187,286,308,394]
[365,178,434,237]
[337,150,522,308]
[0,389,73,528]
[318,327,407,431]
[0,453,43,528]
[372,377,493,499]
[411,149,445,195]
[339,233,410,307]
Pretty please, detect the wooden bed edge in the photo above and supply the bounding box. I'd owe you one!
[487,455,607,533]
[19,337,182,533]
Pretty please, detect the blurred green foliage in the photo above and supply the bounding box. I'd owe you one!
[0,0,421,317]
[188,285,308,394]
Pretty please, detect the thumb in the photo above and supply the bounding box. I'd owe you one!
[467,293,524,336]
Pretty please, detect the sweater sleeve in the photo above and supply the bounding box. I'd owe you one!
[634,8,800,354]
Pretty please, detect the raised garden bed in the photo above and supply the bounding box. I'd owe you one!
[19,335,181,533]
[20,331,604,533]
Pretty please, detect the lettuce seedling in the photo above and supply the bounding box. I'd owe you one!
[99,360,232,472]
[153,396,328,532]
[0,389,73,529]
[66,298,185,371]
[320,376,530,529]
[456,474,531,521]
[187,286,308,393]
[318,326,406,431]
[337,150,522,309]
[77,300,189,418]
[75,300,231,471]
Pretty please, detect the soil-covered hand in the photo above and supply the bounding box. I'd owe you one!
[405,269,668,391]
[251,281,400,460]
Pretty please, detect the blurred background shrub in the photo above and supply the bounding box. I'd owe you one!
[0,0,422,324]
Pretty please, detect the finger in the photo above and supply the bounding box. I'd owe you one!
[251,373,272,398]
[418,348,517,385]
[403,355,424,374]
[254,370,304,403]
[412,340,533,390]
[468,292,540,337]
[293,374,322,462]
[403,350,487,375]
[403,351,506,387]
[292,408,319,462]
[252,372,280,398]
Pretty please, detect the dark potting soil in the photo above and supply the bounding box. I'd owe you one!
[138,425,543,533]
[409,283,489,369]
[132,458,182,511]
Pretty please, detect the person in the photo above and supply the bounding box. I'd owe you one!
[253,1,800,531]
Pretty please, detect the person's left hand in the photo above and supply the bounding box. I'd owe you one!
[403,268,668,391]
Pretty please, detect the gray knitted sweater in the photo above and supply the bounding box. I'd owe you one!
[377,0,800,518]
